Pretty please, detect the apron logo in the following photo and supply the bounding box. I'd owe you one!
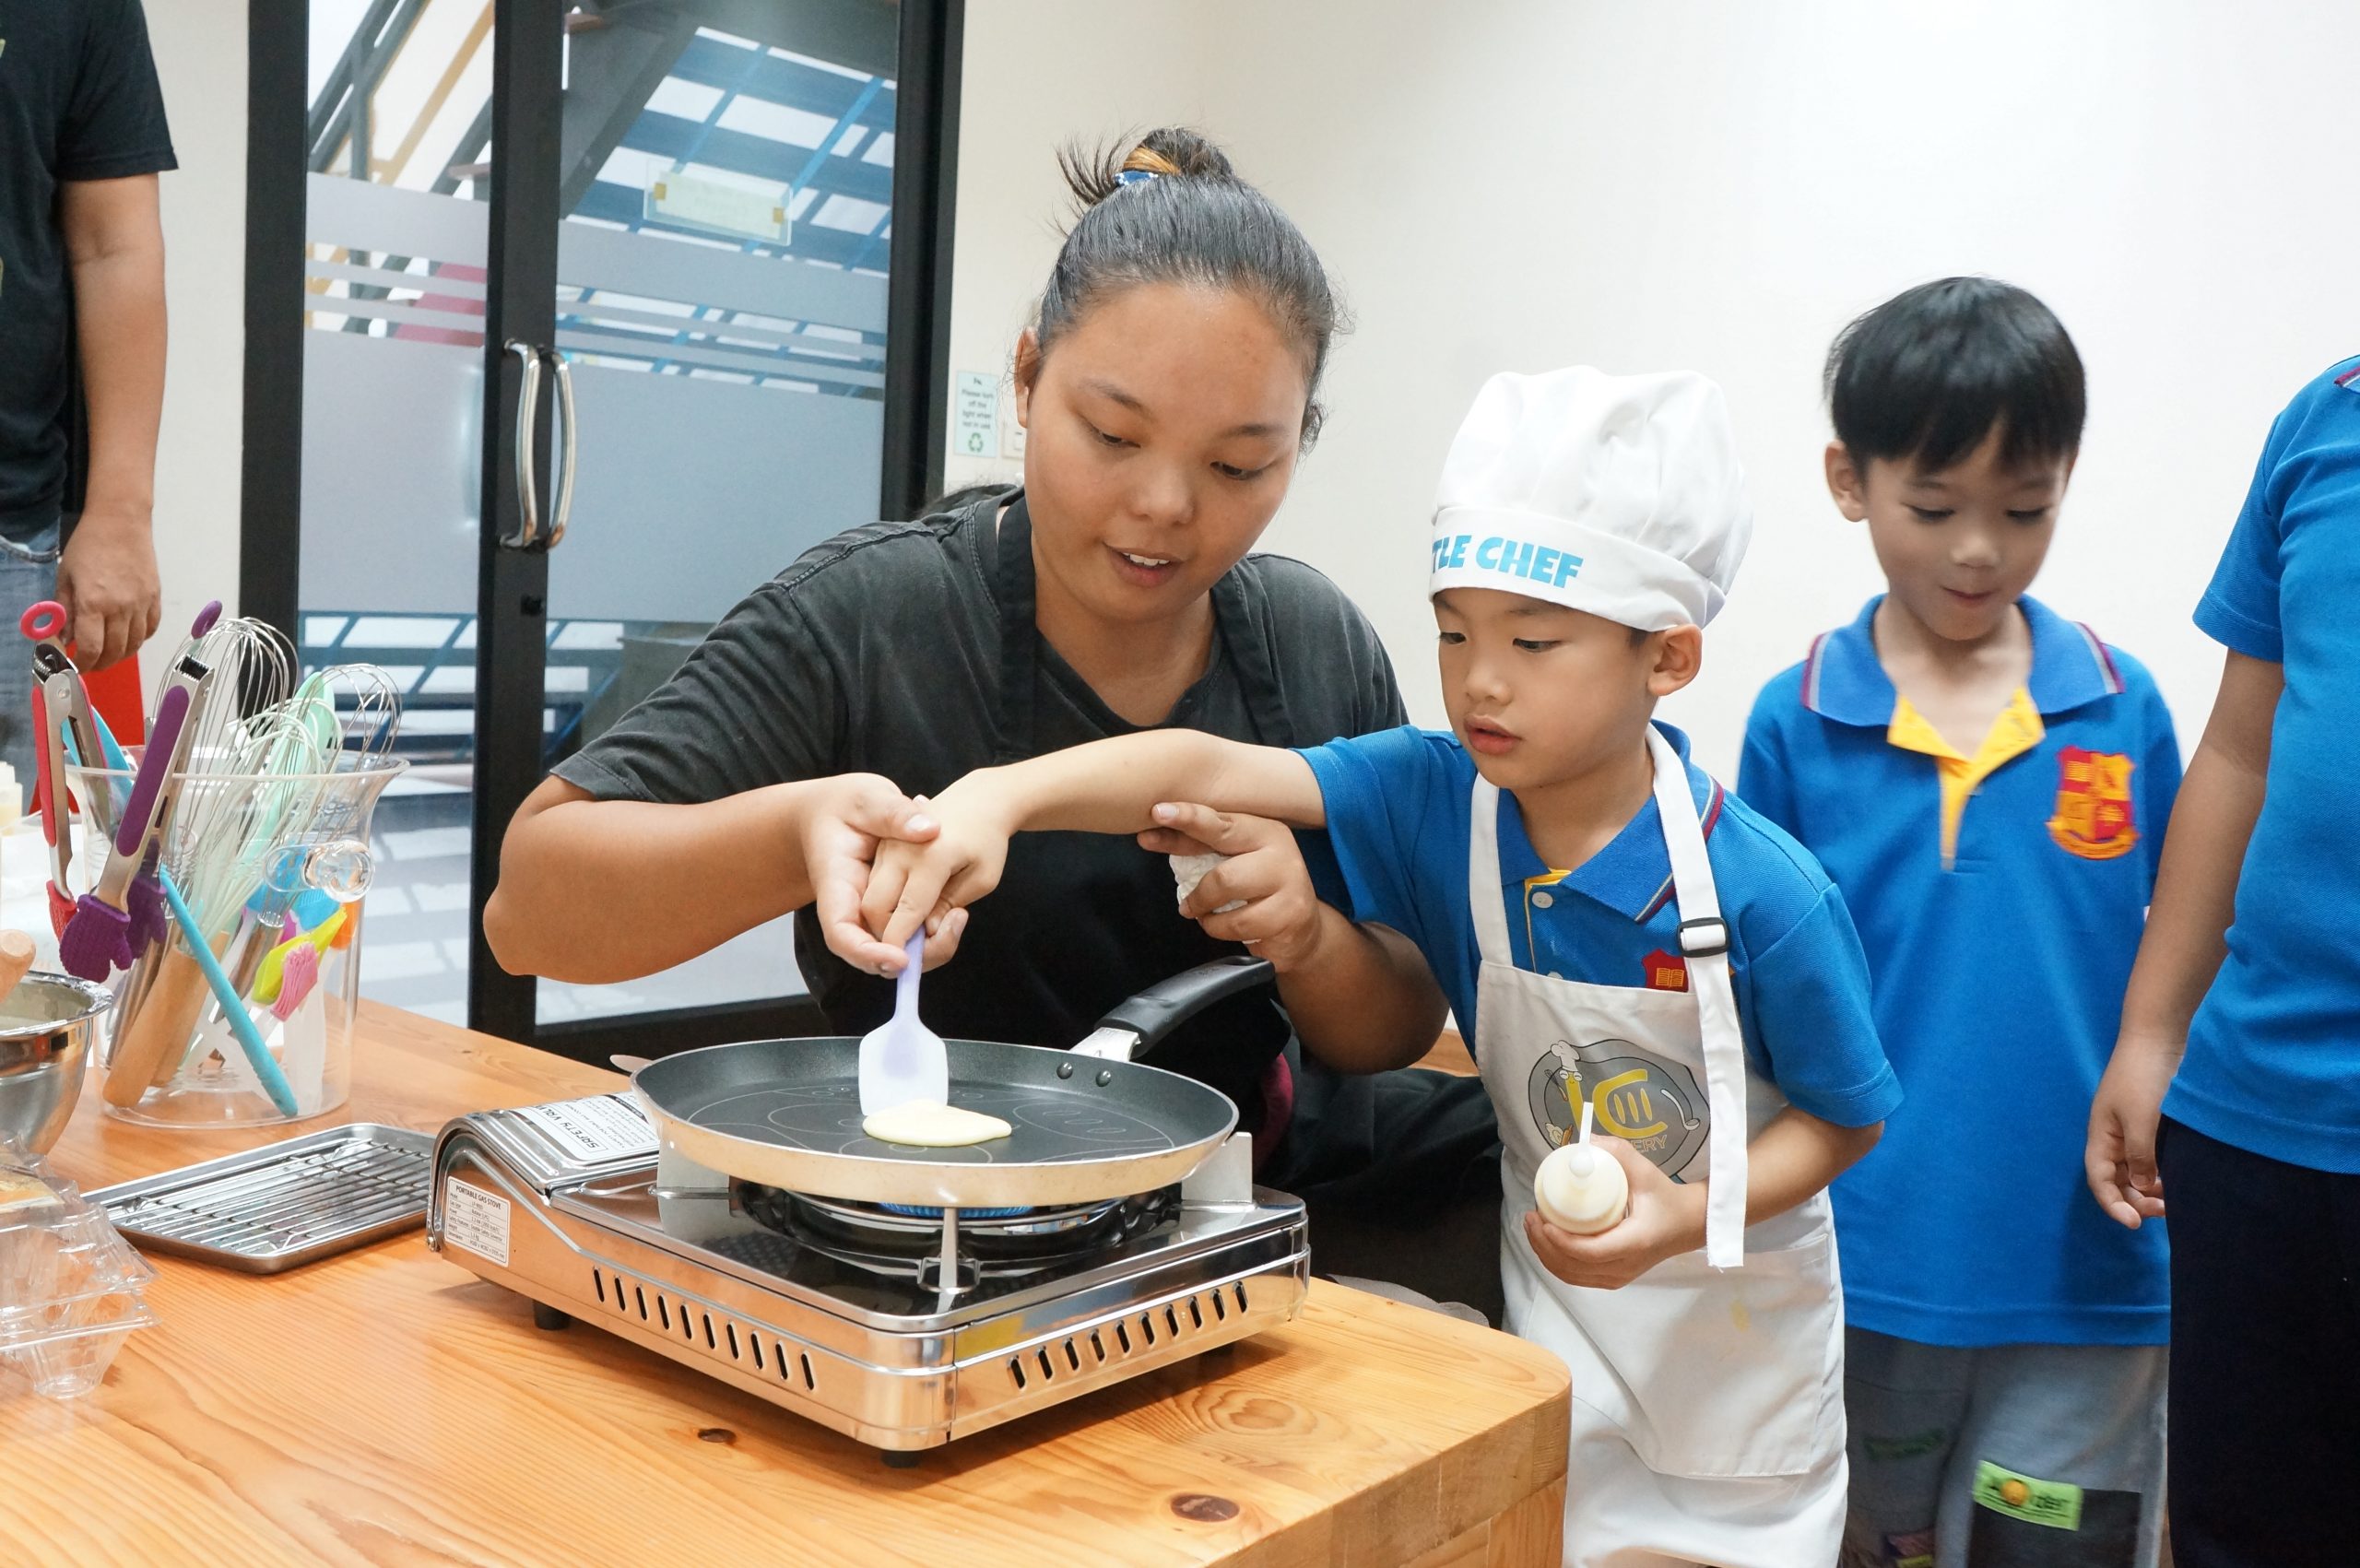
[1595,1070,1668,1138]
[1527,1039,1708,1177]
[2047,748,2137,861]
[1641,949,1688,992]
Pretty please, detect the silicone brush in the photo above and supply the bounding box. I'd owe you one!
[253,906,347,1008]
[271,943,319,1021]
[57,604,219,981]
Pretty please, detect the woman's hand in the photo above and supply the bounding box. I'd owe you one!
[2086,1032,2179,1229]
[1523,1139,1703,1289]
[801,774,967,976]
[1136,802,1329,972]
[856,773,1021,955]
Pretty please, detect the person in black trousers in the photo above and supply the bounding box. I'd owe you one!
[2088,357,2360,1567]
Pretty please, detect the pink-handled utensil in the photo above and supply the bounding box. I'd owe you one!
[22,600,92,937]
[22,598,114,833]
[28,679,76,939]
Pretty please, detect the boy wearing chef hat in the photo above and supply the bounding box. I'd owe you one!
[1740,279,2177,1567]
[849,366,1901,1567]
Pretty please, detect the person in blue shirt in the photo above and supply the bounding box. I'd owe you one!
[2085,356,2360,1568]
[1741,279,2181,1568]
[845,367,1900,1567]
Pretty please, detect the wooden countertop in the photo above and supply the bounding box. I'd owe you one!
[4,1002,1567,1567]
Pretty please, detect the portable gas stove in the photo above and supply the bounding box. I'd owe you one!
[427,1095,1309,1457]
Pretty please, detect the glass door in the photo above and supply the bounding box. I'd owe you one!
[258,0,961,1058]
[289,0,504,1027]
[525,6,904,1037]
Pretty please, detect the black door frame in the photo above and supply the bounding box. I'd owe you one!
[464,0,563,1048]
[242,0,964,1060]
[239,0,307,641]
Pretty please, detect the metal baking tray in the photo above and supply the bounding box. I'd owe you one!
[87,1124,435,1274]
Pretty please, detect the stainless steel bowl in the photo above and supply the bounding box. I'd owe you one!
[0,973,116,1154]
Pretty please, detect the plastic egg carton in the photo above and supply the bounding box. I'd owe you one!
[0,1140,157,1399]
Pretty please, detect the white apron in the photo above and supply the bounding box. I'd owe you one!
[1474,729,1846,1568]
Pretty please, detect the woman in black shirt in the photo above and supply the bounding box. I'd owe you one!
[487,130,1496,1303]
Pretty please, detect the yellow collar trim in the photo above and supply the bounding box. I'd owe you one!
[1887,688,2046,868]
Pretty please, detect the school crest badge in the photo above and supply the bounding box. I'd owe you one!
[2047,747,2137,860]
[1640,949,1689,992]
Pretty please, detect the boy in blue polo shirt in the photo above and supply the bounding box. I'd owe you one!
[848,367,1900,1567]
[1740,278,2181,1568]
[2085,357,2360,1568]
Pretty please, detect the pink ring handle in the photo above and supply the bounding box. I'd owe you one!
[19,601,65,642]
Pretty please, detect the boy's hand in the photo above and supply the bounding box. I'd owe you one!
[2086,1032,2178,1229]
[1137,802,1328,973]
[859,775,1020,955]
[1522,1138,1705,1289]
[803,776,967,976]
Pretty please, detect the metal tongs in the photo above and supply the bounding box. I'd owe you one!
[20,601,112,937]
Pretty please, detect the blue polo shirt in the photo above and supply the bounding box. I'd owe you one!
[1299,723,1899,1141]
[2171,356,2360,1175]
[1740,596,2181,1347]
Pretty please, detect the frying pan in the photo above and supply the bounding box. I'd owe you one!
[631,956,1271,1208]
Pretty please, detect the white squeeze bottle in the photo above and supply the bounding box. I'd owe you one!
[1535,1095,1629,1234]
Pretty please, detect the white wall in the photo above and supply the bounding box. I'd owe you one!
[950,0,2360,773]
[147,0,249,641]
[940,7,1221,496]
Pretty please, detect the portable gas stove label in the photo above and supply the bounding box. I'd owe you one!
[513,1095,657,1164]
[442,1179,512,1267]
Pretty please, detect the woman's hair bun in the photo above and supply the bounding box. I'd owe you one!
[1032,125,1344,449]
[1057,127,1235,209]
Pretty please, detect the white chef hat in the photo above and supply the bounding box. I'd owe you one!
[1428,367,1754,630]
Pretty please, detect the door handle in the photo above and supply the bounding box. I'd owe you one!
[501,341,574,551]
[502,339,543,549]
[541,347,575,549]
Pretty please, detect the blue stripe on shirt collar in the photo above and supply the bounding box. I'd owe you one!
[1800,594,2123,728]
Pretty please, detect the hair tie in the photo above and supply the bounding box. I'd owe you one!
[1115,168,1159,187]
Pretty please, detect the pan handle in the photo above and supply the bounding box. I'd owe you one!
[1069,955,1275,1062]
